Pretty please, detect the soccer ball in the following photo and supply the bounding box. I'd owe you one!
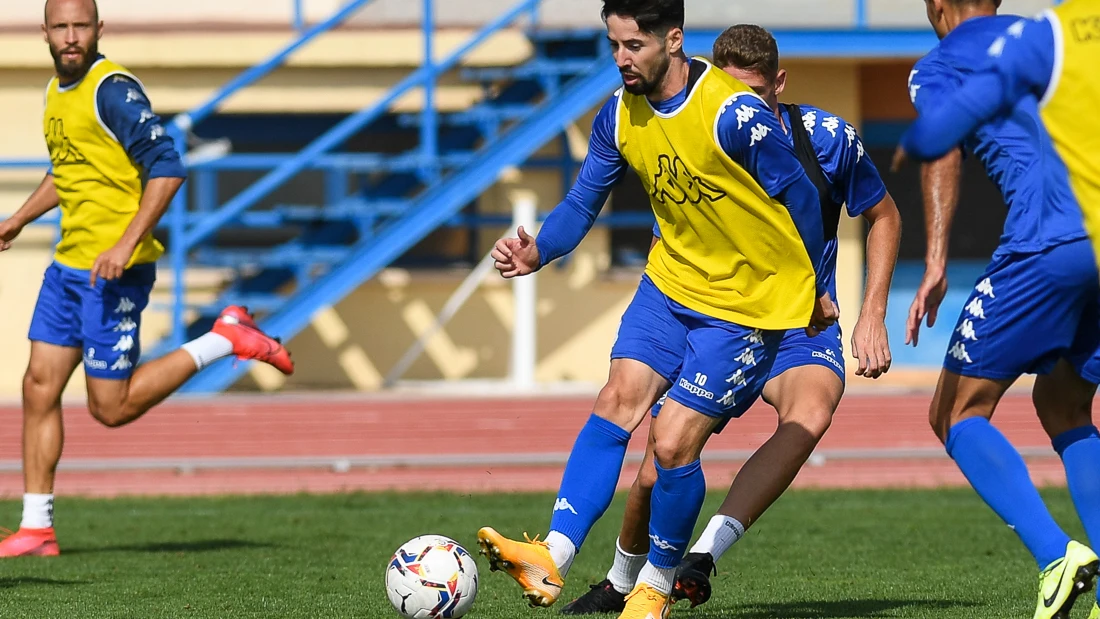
[385,535,479,618]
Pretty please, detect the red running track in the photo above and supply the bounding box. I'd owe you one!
[0,392,1072,498]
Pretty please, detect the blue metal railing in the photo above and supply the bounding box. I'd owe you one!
[293,0,305,31]
[855,0,867,29]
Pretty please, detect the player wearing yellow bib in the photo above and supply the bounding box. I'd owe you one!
[475,1,837,617]
[0,0,293,557]
[899,1,1100,617]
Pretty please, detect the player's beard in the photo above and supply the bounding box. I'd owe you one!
[50,38,98,83]
[622,50,671,97]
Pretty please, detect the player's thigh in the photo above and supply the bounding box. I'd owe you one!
[80,263,155,383]
[24,341,82,409]
[763,365,844,437]
[928,370,1014,443]
[1033,359,1098,439]
[27,263,83,353]
[601,275,686,427]
[649,397,724,468]
[762,325,845,407]
[663,318,782,444]
[943,242,1096,381]
[25,264,84,405]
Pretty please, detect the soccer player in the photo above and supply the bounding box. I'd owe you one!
[559,24,901,614]
[0,0,294,557]
[900,2,1100,618]
[478,1,839,616]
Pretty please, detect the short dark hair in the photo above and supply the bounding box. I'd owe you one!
[943,0,1002,8]
[712,25,780,83]
[601,0,684,37]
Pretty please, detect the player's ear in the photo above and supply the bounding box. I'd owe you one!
[665,26,683,55]
[774,69,788,97]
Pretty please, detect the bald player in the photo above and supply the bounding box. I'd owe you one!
[0,0,294,557]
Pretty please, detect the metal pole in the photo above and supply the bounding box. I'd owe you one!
[421,0,438,177]
[382,250,497,387]
[293,0,305,31]
[510,189,537,389]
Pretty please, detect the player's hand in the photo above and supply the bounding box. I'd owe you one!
[491,226,541,279]
[905,263,948,347]
[90,243,134,287]
[0,218,23,252]
[852,314,891,379]
[890,145,910,173]
[806,292,839,338]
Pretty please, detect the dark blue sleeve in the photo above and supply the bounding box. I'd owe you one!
[96,75,186,179]
[717,93,827,296]
[816,114,887,217]
[901,17,1056,161]
[535,96,628,267]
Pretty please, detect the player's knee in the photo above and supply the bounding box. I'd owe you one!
[594,382,652,431]
[781,405,833,441]
[86,399,131,428]
[22,367,62,413]
[652,433,696,470]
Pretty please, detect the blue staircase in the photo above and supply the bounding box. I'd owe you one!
[164,2,622,392]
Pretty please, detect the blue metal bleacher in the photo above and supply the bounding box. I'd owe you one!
[1,0,941,392]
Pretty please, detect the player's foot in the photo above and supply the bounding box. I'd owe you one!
[560,579,627,615]
[212,306,294,375]
[0,527,59,557]
[1034,540,1099,619]
[616,583,670,619]
[671,551,716,608]
[477,526,564,607]
[1088,601,1099,619]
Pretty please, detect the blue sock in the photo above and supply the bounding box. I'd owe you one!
[549,414,631,550]
[946,417,1070,569]
[1053,425,1100,597]
[648,459,707,569]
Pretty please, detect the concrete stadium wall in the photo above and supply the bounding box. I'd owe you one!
[3,0,1052,30]
[0,22,944,398]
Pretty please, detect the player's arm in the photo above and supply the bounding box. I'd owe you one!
[493,97,627,277]
[901,62,965,346]
[899,17,1056,162]
[717,95,827,298]
[825,119,900,377]
[91,76,187,283]
[0,173,60,251]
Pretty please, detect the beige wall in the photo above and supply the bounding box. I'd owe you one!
[0,27,872,396]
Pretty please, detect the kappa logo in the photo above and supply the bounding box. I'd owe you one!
[651,154,727,206]
[649,534,678,552]
[45,118,86,165]
[110,356,132,372]
[115,297,136,314]
[112,335,134,353]
[553,498,578,515]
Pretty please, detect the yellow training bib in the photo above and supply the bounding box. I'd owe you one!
[617,58,815,330]
[44,57,164,270]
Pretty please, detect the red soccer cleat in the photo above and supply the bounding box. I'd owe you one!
[211,306,295,375]
[0,527,60,557]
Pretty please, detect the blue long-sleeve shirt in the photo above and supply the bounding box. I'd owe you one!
[901,16,1056,163]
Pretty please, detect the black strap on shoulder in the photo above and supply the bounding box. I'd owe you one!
[783,103,840,241]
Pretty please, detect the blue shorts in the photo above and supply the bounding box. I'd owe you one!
[610,275,782,419]
[769,321,846,383]
[28,262,156,380]
[943,239,1100,383]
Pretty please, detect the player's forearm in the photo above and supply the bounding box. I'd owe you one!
[860,196,901,319]
[115,176,184,251]
[8,175,59,227]
[920,150,963,270]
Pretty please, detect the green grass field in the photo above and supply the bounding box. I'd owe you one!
[0,488,1092,618]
